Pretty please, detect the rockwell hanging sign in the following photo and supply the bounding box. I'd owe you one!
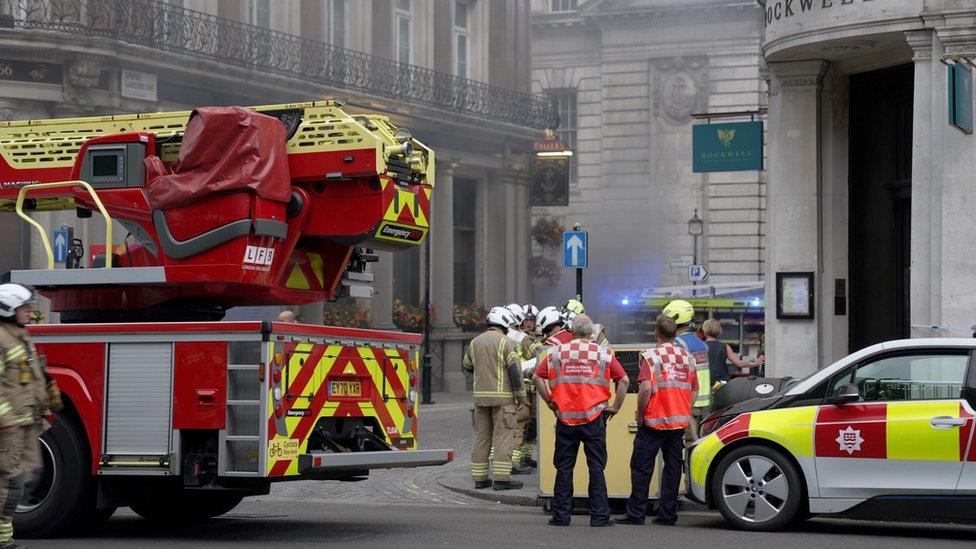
[692,121,763,173]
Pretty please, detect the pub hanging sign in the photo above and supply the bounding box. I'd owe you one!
[948,62,974,135]
[692,121,763,173]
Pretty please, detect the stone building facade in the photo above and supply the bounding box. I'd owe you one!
[0,0,550,391]
[530,0,766,338]
[761,0,976,378]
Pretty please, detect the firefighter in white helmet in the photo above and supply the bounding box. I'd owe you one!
[0,284,62,548]
[463,306,528,490]
[513,304,541,470]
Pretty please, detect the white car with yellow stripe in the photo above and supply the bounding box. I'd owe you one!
[687,339,976,531]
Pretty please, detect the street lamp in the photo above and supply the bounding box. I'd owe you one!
[688,209,703,296]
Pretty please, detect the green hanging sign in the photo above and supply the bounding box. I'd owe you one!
[692,121,763,173]
[948,62,973,135]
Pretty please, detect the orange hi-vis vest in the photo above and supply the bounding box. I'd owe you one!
[641,343,698,430]
[546,340,614,425]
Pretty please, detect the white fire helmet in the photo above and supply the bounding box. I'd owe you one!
[505,303,525,326]
[521,304,539,319]
[0,284,35,318]
[487,306,517,329]
[536,306,564,332]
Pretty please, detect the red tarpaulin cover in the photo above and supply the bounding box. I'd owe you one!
[144,106,291,210]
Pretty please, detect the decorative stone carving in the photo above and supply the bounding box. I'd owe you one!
[650,56,707,126]
[67,56,102,88]
[61,56,103,105]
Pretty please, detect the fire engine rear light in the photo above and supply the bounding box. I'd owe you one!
[407,406,414,418]
[409,374,417,387]
[274,352,284,366]
[273,387,282,401]
[314,456,323,467]
[273,370,281,383]
[275,404,283,418]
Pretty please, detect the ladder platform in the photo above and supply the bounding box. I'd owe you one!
[10,267,166,287]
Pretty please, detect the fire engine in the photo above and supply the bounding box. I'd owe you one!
[0,100,453,537]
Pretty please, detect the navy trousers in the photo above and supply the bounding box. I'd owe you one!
[625,427,684,523]
[552,415,611,525]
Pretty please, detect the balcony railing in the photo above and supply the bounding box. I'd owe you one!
[0,0,559,130]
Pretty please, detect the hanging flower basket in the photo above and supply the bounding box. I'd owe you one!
[530,255,561,286]
[453,304,487,332]
[531,217,565,248]
[322,301,372,329]
[393,299,426,333]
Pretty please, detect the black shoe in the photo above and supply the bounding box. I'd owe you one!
[511,464,532,475]
[523,458,538,468]
[616,516,644,526]
[493,480,524,490]
[474,480,492,489]
[652,518,676,526]
[547,518,570,526]
[590,520,615,527]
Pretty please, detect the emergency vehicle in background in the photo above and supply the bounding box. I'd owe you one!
[688,338,976,531]
[0,100,453,537]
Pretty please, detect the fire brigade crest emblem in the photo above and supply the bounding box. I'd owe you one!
[835,426,863,455]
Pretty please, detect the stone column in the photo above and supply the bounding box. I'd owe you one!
[929,27,976,336]
[764,60,828,379]
[431,161,458,330]
[370,251,397,330]
[500,170,518,301]
[906,29,938,337]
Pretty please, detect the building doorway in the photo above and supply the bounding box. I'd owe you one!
[849,64,913,350]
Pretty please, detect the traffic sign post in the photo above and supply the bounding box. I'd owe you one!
[53,226,72,264]
[563,225,588,301]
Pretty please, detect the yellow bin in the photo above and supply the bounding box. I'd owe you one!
[536,344,686,501]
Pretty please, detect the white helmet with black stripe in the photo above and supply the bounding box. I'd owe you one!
[505,303,525,326]
[536,306,564,333]
[521,304,539,319]
[487,306,517,330]
[0,284,34,318]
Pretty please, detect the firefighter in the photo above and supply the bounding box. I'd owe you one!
[463,306,529,491]
[0,284,62,548]
[562,299,610,347]
[661,299,709,441]
[618,314,698,526]
[516,304,540,469]
[533,314,629,527]
[537,306,573,348]
[501,304,533,475]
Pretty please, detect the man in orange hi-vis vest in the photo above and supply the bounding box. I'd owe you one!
[534,314,629,527]
[618,314,698,527]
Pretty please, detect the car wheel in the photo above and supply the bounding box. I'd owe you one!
[710,445,802,531]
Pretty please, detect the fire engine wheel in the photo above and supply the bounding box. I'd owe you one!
[130,489,245,523]
[15,412,99,538]
[710,445,803,532]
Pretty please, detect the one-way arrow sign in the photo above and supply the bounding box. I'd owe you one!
[53,228,68,263]
[563,230,588,269]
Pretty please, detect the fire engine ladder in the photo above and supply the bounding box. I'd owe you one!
[8,180,165,286]
[221,342,265,476]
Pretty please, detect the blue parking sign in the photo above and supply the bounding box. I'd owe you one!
[563,231,587,269]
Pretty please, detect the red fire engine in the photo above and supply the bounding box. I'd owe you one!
[0,100,452,537]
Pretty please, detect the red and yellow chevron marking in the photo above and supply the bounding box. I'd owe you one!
[283,252,325,290]
[266,341,419,477]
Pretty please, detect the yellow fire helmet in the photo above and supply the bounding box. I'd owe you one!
[662,299,695,326]
[563,298,585,316]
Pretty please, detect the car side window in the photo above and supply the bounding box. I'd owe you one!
[833,352,969,402]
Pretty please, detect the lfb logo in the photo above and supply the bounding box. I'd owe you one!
[244,245,275,266]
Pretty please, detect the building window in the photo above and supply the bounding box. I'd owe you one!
[249,0,271,28]
[551,0,577,12]
[396,0,412,64]
[330,0,346,48]
[394,248,421,307]
[454,1,469,78]
[453,178,477,306]
[549,90,578,184]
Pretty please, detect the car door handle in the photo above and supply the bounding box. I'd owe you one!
[930,416,967,429]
